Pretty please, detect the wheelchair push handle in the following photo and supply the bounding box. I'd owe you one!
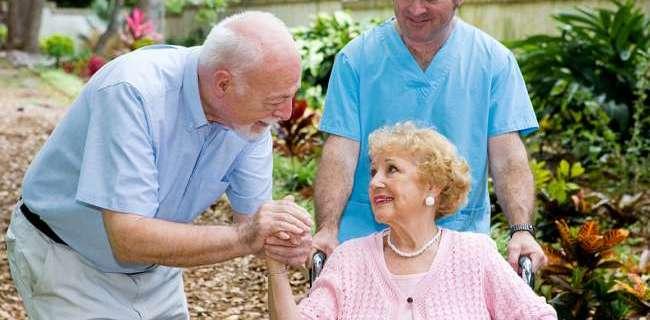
[309,250,327,288]
[519,255,534,288]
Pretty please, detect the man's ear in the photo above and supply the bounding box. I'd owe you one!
[213,70,232,98]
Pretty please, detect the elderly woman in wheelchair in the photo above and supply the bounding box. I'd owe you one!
[266,122,557,319]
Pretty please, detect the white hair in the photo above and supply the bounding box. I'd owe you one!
[198,11,293,81]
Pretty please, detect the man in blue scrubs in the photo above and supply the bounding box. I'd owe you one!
[6,11,311,319]
[312,0,547,273]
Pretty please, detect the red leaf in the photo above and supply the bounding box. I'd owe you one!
[291,98,308,121]
[87,55,106,77]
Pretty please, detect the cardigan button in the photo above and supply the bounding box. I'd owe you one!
[407,297,413,303]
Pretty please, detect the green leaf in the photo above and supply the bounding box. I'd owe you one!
[619,47,632,61]
[547,180,568,203]
[570,162,585,178]
[165,0,186,14]
[558,160,571,178]
[550,79,568,96]
[566,182,580,191]
[530,160,551,191]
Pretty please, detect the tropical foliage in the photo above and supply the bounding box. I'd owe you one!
[292,12,379,110]
[539,218,650,319]
[511,0,650,191]
[120,7,162,51]
[274,98,322,160]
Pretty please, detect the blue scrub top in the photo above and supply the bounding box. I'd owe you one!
[319,18,538,242]
[22,45,272,273]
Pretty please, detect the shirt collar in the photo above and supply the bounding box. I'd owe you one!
[182,46,209,130]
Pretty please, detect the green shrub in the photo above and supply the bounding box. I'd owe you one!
[530,159,591,242]
[272,154,318,232]
[512,0,650,168]
[293,12,363,95]
[272,154,317,198]
[490,222,509,258]
[165,0,239,47]
[165,0,186,14]
[0,23,7,48]
[292,12,378,110]
[40,34,76,67]
[91,0,111,21]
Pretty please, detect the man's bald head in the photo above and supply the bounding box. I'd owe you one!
[196,12,302,140]
[198,11,300,80]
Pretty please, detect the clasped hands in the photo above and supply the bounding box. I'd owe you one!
[243,195,313,267]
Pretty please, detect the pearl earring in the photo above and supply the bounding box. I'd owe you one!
[425,195,435,207]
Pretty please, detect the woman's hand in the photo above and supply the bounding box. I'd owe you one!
[266,254,300,320]
[262,195,314,267]
[265,232,313,267]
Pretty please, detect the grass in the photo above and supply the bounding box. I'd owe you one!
[37,68,84,98]
[0,58,77,108]
[0,59,37,88]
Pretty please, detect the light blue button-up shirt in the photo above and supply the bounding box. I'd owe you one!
[22,45,272,273]
[320,18,538,242]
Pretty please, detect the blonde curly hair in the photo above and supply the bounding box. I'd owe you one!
[368,122,471,217]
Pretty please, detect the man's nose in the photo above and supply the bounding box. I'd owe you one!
[274,100,293,121]
[408,0,428,16]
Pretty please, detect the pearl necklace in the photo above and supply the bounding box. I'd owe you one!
[386,228,442,258]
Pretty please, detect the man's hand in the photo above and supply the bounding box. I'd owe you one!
[239,198,312,256]
[507,231,547,273]
[265,232,313,267]
[257,195,314,267]
[311,227,339,259]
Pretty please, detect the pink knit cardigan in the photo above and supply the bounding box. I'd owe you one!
[298,229,557,319]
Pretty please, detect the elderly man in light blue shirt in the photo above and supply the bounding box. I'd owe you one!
[6,11,311,319]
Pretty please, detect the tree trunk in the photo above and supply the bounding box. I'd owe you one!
[7,0,44,52]
[94,0,124,55]
[24,0,44,53]
[138,0,165,39]
[6,0,23,49]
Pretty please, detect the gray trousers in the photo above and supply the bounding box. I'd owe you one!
[6,203,189,320]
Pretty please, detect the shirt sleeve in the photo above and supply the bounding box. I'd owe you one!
[76,82,159,216]
[481,237,558,320]
[225,134,273,215]
[488,52,539,137]
[319,52,361,141]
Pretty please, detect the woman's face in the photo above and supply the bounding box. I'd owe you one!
[369,151,430,225]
